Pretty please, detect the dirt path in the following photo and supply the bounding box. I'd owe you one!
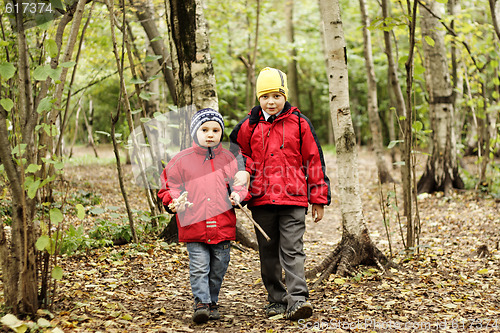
[38,148,500,332]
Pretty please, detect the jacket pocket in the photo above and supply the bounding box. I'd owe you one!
[284,159,307,196]
[249,167,266,197]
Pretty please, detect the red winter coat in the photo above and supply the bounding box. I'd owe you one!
[158,143,247,244]
[229,102,331,208]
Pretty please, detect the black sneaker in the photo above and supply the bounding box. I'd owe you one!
[209,303,220,320]
[285,301,313,320]
[192,303,209,323]
[265,302,287,317]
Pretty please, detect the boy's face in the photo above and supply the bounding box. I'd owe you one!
[196,121,222,148]
[259,92,286,116]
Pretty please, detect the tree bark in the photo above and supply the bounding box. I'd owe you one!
[166,0,218,149]
[310,0,394,285]
[130,0,177,103]
[0,9,38,316]
[240,0,260,111]
[56,1,94,157]
[164,0,254,245]
[381,0,417,248]
[285,0,300,108]
[417,1,464,195]
[83,99,99,158]
[144,46,161,116]
[358,0,394,184]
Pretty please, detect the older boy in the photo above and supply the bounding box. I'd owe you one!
[230,67,331,320]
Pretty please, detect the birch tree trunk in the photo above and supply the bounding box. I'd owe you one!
[164,0,254,245]
[307,0,393,283]
[358,0,394,184]
[166,0,218,149]
[417,1,464,195]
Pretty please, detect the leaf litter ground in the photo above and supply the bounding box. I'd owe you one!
[2,146,499,332]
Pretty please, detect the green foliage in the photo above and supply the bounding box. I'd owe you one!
[206,0,331,141]
[321,144,337,155]
[59,207,170,255]
[0,198,12,226]
[460,162,500,198]
[89,218,133,244]
[68,189,102,206]
[60,224,112,254]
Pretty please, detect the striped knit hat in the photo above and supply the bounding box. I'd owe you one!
[190,108,225,139]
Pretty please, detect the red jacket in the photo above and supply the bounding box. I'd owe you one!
[158,143,246,244]
[229,102,331,208]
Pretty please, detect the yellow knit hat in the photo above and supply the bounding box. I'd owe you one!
[256,67,288,100]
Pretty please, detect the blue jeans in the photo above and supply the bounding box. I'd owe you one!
[186,241,231,304]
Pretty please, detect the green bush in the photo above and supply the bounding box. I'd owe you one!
[88,219,132,245]
[60,224,112,254]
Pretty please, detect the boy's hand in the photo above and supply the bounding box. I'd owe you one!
[230,192,241,206]
[168,192,193,213]
[311,204,324,223]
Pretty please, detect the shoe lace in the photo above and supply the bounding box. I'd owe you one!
[196,303,208,310]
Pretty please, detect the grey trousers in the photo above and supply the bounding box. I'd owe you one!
[250,205,308,309]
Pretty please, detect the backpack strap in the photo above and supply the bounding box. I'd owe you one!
[292,110,302,152]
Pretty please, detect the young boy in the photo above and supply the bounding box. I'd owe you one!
[158,108,248,324]
[229,67,331,320]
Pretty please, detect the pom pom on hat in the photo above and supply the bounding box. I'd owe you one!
[256,67,288,100]
[190,108,225,139]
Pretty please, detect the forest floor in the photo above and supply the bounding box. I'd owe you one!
[2,145,500,332]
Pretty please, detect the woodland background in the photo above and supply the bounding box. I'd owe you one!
[0,0,499,331]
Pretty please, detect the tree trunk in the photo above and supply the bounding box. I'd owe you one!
[358,0,394,184]
[83,99,99,158]
[309,0,394,285]
[144,46,161,117]
[0,9,38,316]
[130,0,177,104]
[417,1,464,195]
[240,0,260,111]
[69,101,82,158]
[381,0,417,248]
[285,0,300,108]
[167,0,218,149]
[56,1,94,157]
[165,0,254,245]
[386,66,397,168]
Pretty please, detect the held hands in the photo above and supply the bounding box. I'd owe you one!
[229,192,241,206]
[311,204,325,223]
[168,191,193,213]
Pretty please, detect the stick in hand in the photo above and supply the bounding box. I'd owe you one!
[236,202,271,242]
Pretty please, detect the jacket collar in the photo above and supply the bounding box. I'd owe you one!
[248,101,293,125]
[192,141,222,159]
